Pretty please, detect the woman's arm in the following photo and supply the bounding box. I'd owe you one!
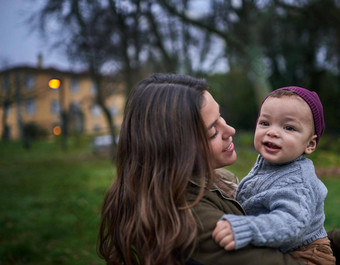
[188,189,306,265]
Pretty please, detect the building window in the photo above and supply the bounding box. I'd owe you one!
[3,74,9,92]
[69,102,84,133]
[71,78,79,93]
[91,80,98,96]
[5,105,11,116]
[25,74,35,90]
[91,104,101,117]
[109,105,118,117]
[70,102,80,115]
[25,98,36,115]
[93,125,101,132]
[51,99,60,115]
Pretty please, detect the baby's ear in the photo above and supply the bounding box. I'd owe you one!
[305,134,317,155]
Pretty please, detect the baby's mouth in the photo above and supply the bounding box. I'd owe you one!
[264,142,281,150]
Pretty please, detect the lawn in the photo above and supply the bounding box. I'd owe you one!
[0,135,339,264]
[0,138,113,265]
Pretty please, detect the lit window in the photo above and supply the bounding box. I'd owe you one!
[71,78,79,93]
[51,99,60,115]
[25,98,36,115]
[52,123,62,136]
[53,125,62,136]
[48,78,60,89]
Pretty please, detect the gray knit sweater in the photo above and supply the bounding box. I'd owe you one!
[222,154,328,253]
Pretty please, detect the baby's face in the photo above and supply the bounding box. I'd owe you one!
[254,95,317,164]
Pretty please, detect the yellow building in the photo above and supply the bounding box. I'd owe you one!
[0,65,125,140]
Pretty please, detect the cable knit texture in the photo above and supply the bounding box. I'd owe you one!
[222,154,328,253]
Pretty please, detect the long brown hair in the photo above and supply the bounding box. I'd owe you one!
[98,73,214,265]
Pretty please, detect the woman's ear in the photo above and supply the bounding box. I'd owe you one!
[305,134,317,155]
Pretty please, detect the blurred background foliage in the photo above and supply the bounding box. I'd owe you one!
[30,0,340,138]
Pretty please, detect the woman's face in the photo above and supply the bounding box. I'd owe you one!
[200,91,237,169]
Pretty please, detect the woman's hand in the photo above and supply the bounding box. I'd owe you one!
[212,220,236,251]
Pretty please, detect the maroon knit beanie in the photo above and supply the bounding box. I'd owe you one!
[261,86,325,144]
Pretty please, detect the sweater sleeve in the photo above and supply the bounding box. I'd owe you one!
[222,184,313,251]
[189,189,306,265]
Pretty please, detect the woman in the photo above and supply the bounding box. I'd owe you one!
[98,73,338,265]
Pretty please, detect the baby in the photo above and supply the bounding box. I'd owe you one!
[213,86,335,265]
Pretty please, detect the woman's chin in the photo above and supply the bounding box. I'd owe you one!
[213,152,237,169]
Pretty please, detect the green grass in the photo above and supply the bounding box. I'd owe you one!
[0,138,114,265]
[0,134,339,264]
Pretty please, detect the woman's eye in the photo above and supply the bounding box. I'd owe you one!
[209,129,219,139]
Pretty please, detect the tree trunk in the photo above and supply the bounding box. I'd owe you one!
[15,71,23,141]
[93,74,117,160]
[244,44,271,106]
[1,100,10,141]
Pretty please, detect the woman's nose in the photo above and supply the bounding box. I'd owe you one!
[222,124,236,139]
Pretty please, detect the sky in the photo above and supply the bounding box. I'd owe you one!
[0,0,70,71]
[0,0,228,74]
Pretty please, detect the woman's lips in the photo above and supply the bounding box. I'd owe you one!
[223,143,234,152]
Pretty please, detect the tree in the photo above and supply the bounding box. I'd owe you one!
[159,0,340,135]
[32,0,221,152]
[265,0,340,133]
[31,0,340,134]
[159,0,273,106]
[1,69,40,141]
[35,0,145,152]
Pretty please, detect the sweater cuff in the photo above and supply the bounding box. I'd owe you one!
[221,214,253,250]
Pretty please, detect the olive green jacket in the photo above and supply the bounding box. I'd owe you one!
[328,229,340,265]
[187,169,306,265]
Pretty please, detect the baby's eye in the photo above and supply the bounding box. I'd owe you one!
[259,121,269,126]
[284,125,295,131]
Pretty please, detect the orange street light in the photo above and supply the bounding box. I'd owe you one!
[48,78,61,89]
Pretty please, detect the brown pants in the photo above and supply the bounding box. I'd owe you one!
[289,237,336,265]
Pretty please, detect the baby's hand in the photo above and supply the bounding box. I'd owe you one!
[212,220,236,251]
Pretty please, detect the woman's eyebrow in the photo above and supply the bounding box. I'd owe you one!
[207,119,218,130]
